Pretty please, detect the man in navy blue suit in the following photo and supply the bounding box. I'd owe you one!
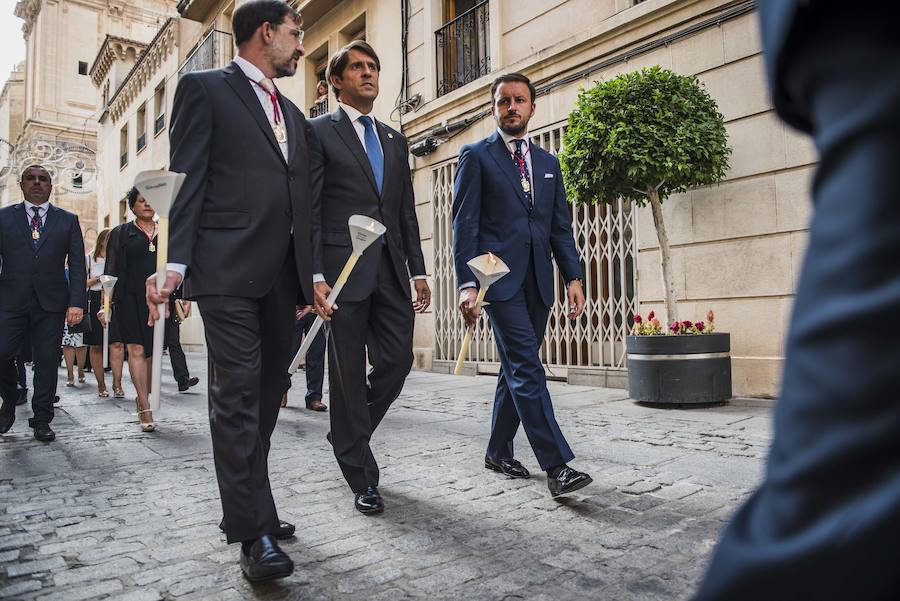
[0,165,86,442]
[452,73,592,498]
[695,3,900,599]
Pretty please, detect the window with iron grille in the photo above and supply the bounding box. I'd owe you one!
[435,0,491,97]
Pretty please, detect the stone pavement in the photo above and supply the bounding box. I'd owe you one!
[0,353,773,600]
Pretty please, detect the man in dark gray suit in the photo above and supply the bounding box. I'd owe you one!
[695,3,900,599]
[146,0,312,582]
[310,41,430,515]
[0,165,85,442]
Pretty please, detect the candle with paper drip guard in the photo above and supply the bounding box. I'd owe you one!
[134,170,186,412]
[98,275,118,370]
[288,215,386,374]
[454,252,511,375]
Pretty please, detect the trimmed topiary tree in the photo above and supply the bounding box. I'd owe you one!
[559,66,730,324]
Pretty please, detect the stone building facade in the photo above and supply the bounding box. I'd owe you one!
[295,0,812,398]
[85,0,807,397]
[10,0,177,247]
[0,63,26,207]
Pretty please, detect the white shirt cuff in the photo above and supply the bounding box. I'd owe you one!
[167,263,187,278]
[459,281,476,290]
[411,275,427,281]
[313,273,326,283]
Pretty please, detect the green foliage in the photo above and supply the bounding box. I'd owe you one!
[560,66,731,206]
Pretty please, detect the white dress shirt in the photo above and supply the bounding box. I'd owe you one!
[24,200,50,227]
[234,55,290,160]
[337,101,384,158]
[498,128,534,195]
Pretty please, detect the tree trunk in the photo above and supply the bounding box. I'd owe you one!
[648,188,678,325]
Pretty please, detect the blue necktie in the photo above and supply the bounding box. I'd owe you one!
[359,115,384,194]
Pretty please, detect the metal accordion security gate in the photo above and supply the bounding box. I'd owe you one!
[431,122,637,378]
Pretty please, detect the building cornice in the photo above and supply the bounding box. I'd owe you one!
[89,35,148,87]
[13,0,41,37]
[107,18,178,122]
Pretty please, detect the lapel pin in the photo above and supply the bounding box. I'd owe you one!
[388,133,394,139]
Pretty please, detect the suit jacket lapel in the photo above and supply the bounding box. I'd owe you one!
[34,205,57,253]
[15,204,33,246]
[223,63,286,166]
[486,132,530,211]
[332,109,379,197]
[530,145,546,207]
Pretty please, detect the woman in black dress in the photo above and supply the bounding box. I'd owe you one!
[100,188,158,432]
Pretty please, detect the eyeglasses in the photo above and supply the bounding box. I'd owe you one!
[279,23,305,43]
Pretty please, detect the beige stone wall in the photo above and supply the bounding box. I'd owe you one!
[396,0,812,397]
[95,17,205,350]
[0,64,26,207]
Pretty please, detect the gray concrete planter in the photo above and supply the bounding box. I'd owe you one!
[626,333,732,405]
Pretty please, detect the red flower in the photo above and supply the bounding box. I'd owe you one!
[647,310,655,320]
[669,321,680,332]
[707,309,715,323]
[695,321,705,331]
[634,314,643,324]
[682,320,693,329]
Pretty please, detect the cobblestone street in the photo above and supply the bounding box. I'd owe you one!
[1,353,772,600]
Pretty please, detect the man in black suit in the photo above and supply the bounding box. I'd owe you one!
[146,0,312,582]
[310,40,430,514]
[695,3,900,599]
[0,165,86,442]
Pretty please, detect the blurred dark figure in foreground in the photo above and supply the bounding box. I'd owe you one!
[695,2,900,600]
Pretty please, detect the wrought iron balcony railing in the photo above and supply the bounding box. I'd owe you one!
[435,0,491,98]
[178,30,234,79]
[309,97,329,118]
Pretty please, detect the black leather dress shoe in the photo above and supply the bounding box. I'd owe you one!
[32,422,56,442]
[354,486,384,514]
[548,466,593,498]
[485,455,530,479]
[240,535,294,582]
[219,519,295,540]
[16,388,27,406]
[178,377,200,392]
[0,401,15,433]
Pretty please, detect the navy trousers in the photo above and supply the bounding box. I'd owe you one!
[484,263,573,471]
[695,8,900,600]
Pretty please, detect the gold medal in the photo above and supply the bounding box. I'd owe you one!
[521,177,530,193]
[149,242,156,252]
[273,124,287,143]
[32,229,40,240]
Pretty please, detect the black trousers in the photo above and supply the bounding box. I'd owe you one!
[196,250,298,544]
[290,312,325,404]
[695,7,900,600]
[165,314,189,385]
[0,300,64,426]
[328,248,415,493]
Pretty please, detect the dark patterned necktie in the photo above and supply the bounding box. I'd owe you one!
[513,139,533,206]
[31,206,43,246]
